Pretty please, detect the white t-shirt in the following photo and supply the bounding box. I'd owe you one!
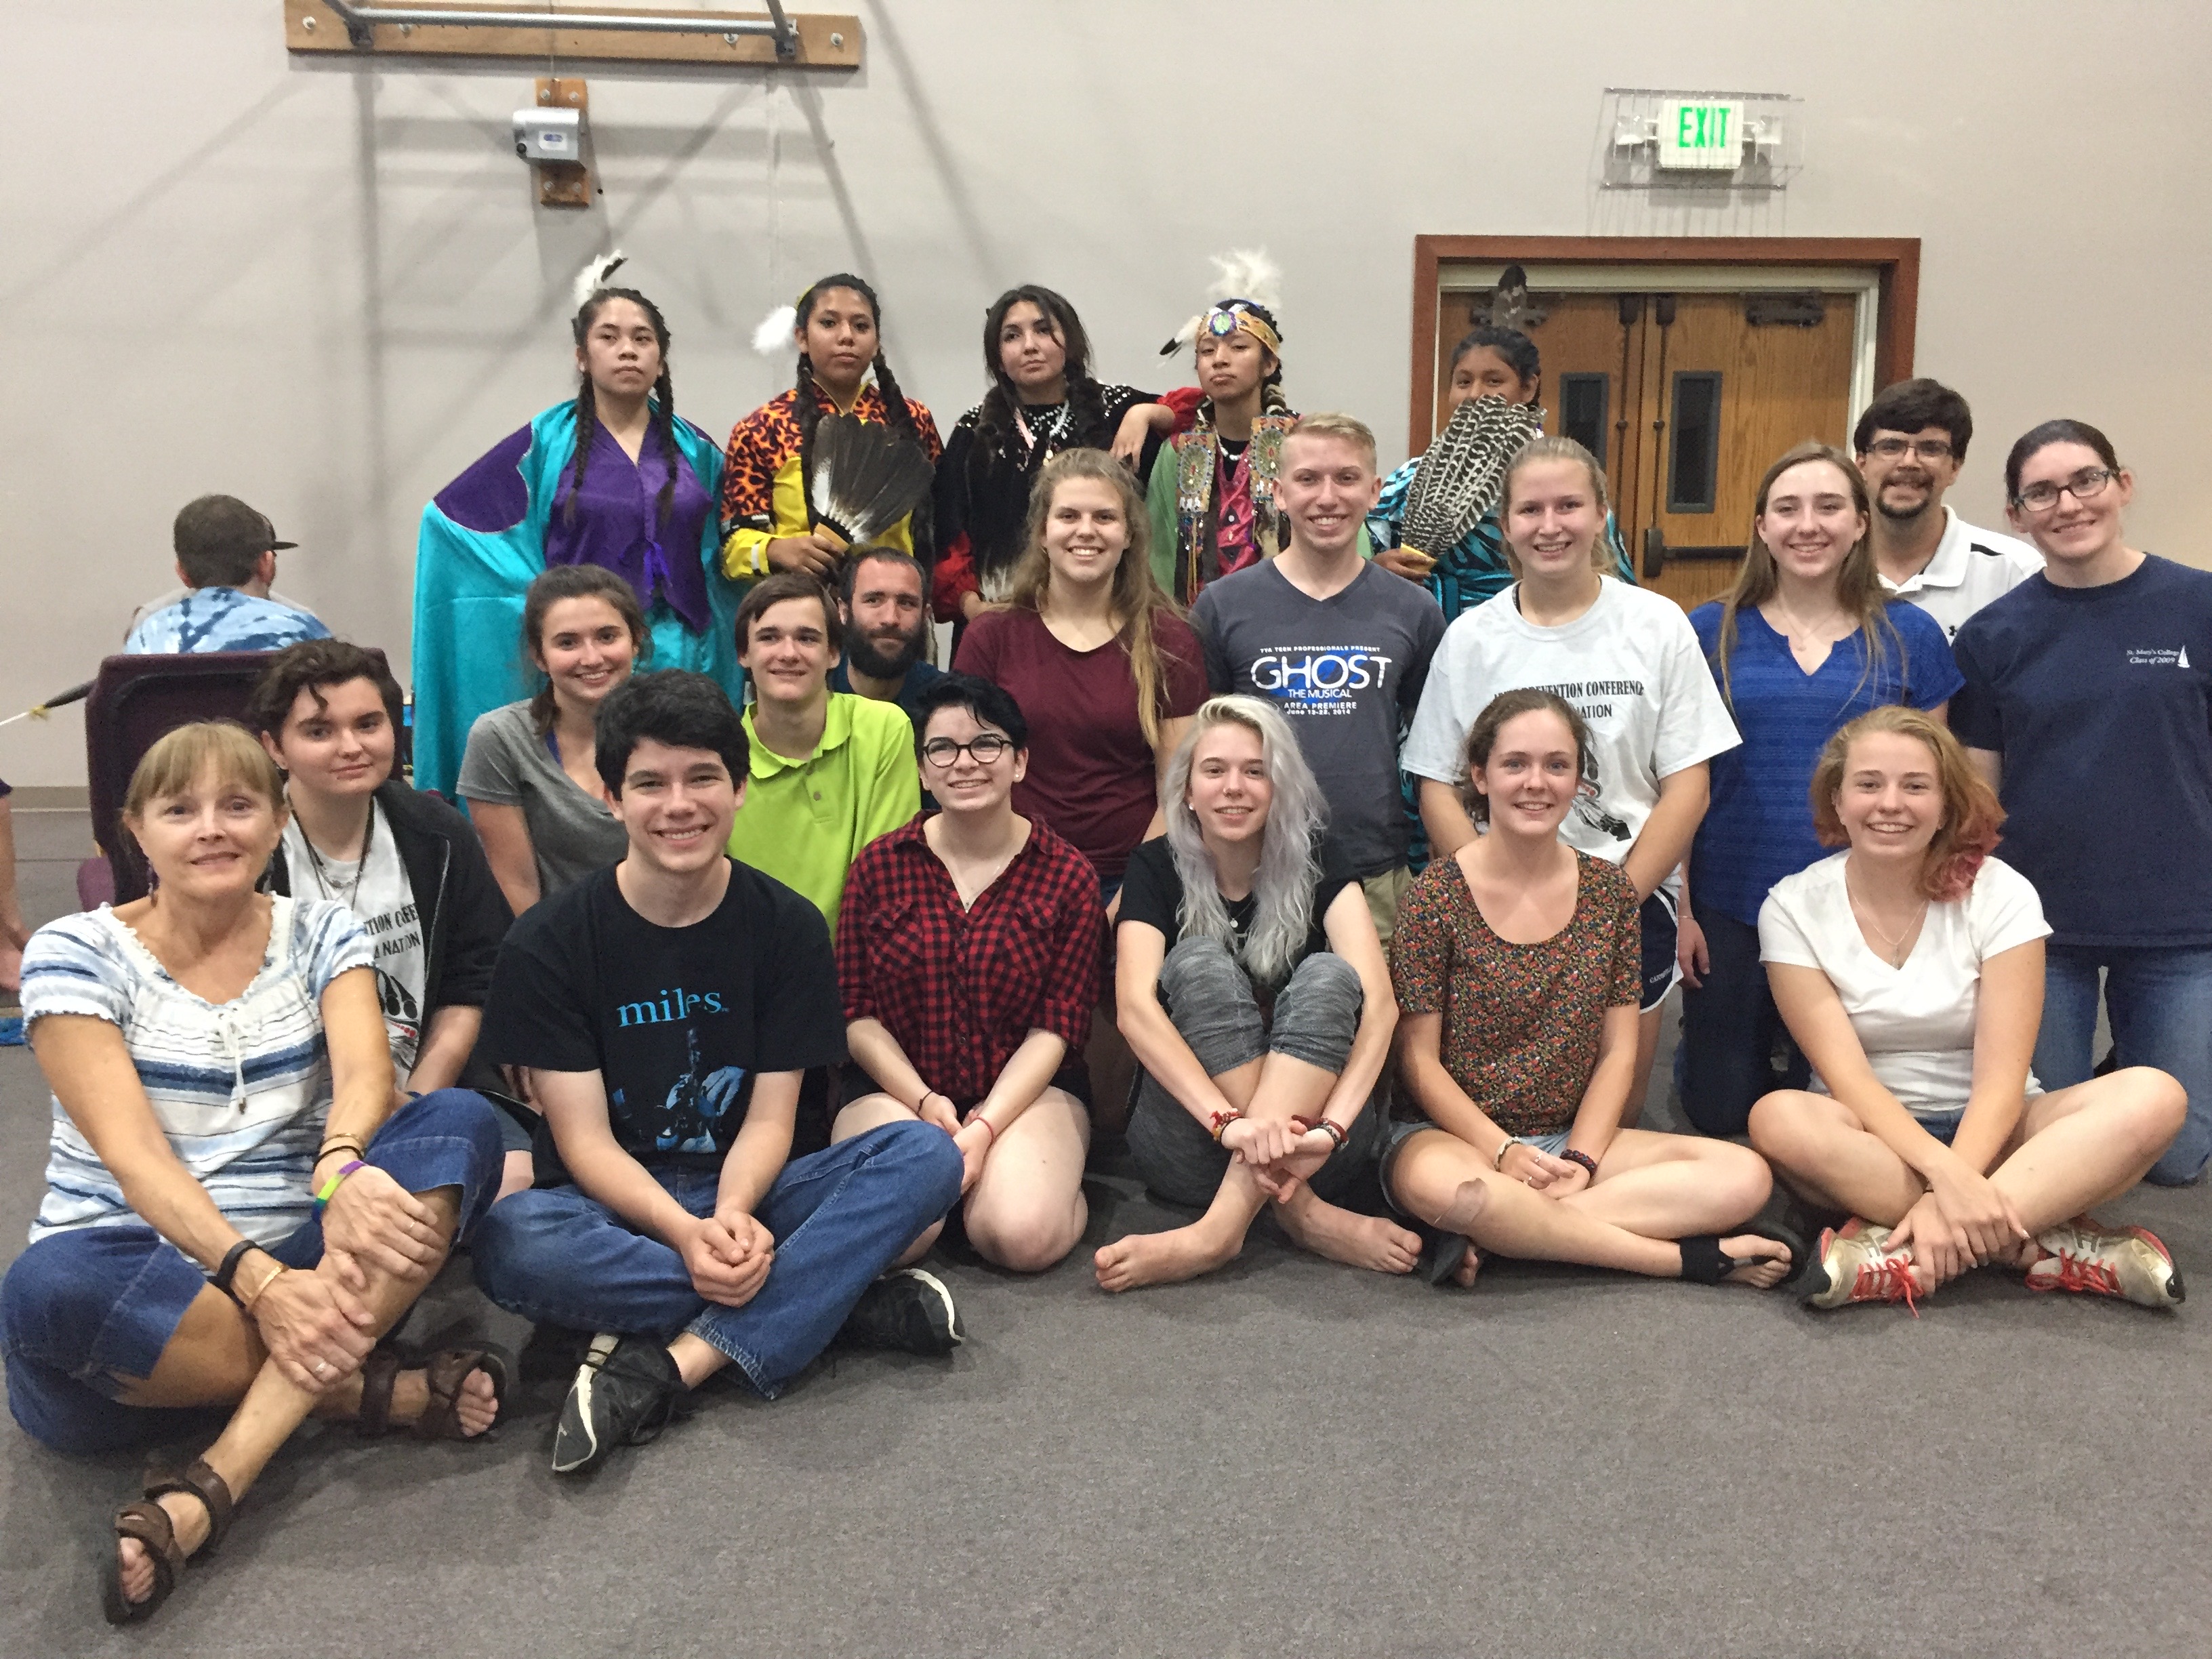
[283,805,426,1075]
[1401,577,1741,864]
[1758,852,2051,1118]
[1877,507,2044,642]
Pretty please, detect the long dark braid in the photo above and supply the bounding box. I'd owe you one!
[649,359,677,531]
[567,282,677,527]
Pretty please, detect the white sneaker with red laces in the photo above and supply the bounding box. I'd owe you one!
[1803,1218,1925,1312]
[2026,1216,2184,1310]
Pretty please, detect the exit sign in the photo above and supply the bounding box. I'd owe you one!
[1658,99,1744,170]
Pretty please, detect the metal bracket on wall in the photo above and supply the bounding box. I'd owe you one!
[285,1,863,68]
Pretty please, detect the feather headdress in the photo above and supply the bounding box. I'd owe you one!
[1160,247,1284,356]
[572,249,629,311]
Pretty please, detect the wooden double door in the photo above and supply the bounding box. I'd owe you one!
[1431,285,1861,610]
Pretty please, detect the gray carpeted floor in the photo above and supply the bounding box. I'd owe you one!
[3,808,2207,1657]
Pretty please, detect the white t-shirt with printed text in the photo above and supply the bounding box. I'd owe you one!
[1401,576,1741,864]
[1758,851,2051,1119]
[283,807,426,1075]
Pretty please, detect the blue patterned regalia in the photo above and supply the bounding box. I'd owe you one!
[410,402,742,797]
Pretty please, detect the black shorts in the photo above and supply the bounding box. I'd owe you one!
[1639,889,1681,1014]
[838,1061,1092,1113]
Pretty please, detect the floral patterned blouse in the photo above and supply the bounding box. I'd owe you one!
[1389,851,1642,1135]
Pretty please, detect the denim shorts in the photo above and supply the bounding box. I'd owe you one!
[0,1088,504,1454]
[1914,1107,1964,1145]
[1377,1120,1573,1216]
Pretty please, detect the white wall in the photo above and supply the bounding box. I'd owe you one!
[3,1,2207,783]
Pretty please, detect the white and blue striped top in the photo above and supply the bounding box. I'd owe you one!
[20,896,373,1246]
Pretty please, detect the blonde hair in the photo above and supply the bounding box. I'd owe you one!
[1809,706,2003,903]
[1283,411,1377,468]
[1000,448,1185,748]
[1498,435,1613,577]
[122,722,287,840]
[1709,442,1900,712]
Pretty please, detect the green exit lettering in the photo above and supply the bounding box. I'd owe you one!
[1677,105,1732,148]
[1658,98,1746,169]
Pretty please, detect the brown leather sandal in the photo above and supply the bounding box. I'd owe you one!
[101,1458,234,1626]
[356,1343,510,1441]
[415,1345,510,1441]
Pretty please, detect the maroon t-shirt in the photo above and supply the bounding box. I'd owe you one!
[954,607,1207,882]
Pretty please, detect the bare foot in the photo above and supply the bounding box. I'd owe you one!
[115,1487,216,1610]
[1094,1225,1241,1292]
[390,1365,501,1436]
[1719,1233,1793,1290]
[1278,1195,1421,1275]
[1454,1244,1483,1288]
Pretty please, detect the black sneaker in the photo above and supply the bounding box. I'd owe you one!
[836,1267,964,1357]
[551,1333,687,1475]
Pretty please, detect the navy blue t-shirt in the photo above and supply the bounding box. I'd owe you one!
[1952,554,2212,948]
[1689,599,1961,926]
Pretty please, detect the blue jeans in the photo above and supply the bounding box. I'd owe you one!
[2036,945,2212,1185]
[1,1088,504,1454]
[470,1121,962,1398]
[1678,901,1809,1139]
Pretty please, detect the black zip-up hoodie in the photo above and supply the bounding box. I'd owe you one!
[267,779,510,1039]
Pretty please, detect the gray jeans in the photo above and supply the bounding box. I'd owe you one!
[1125,938,1385,1210]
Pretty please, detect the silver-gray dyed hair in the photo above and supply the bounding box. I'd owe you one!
[1162,695,1329,990]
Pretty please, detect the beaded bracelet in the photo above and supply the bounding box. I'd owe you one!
[1289,1115,1348,1153]
[1559,1149,1599,1180]
[1492,1135,1516,1170]
[312,1160,367,1216]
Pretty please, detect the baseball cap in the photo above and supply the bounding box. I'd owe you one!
[173,495,298,563]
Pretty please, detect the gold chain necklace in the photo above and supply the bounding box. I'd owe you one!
[1844,863,1927,965]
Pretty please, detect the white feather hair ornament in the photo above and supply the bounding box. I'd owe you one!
[1161,247,1284,355]
[752,304,800,356]
[571,249,629,311]
[1206,247,1282,313]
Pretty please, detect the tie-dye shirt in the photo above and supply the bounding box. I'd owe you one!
[122,587,331,655]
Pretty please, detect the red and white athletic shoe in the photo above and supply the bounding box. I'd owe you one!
[1803,1218,1923,1313]
[2026,1216,2185,1310]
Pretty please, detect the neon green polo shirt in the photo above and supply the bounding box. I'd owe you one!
[728,691,922,937]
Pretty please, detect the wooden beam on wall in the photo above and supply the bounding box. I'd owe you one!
[284,1,863,69]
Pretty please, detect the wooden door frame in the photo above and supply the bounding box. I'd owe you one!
[1408,236,1921,455]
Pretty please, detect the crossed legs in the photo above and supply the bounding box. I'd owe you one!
[111,1184,479,1606]
[1748,1068,2186,1295]
[1385,1128,1790,1288]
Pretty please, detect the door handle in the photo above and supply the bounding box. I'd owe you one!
[1643,526,1666,580]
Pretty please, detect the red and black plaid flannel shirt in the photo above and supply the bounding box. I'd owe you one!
[836,818,1103,1101]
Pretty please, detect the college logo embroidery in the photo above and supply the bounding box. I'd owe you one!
[2125,646,2192,668]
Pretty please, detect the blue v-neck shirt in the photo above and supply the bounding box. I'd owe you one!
[1689,600,1961,926]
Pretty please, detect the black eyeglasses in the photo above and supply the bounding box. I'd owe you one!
[2013,467,2116,512]
[921,734,1012,769]
[1866,437,1954,462]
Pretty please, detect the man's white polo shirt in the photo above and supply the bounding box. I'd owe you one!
[1878,506,2044,640]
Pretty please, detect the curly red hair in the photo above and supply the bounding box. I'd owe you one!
[1809,706,2003,902]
